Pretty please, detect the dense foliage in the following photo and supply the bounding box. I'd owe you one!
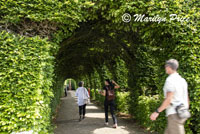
[0,0,199,133]
[0,0,92,133]
[0,31,56,133]
[79,0,200,133]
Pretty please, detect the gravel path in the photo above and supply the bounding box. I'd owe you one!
[54,91,149,134]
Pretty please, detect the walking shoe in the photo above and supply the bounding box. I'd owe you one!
[79,116,82,122]
[113,124,118,128]
[104,122,109,126]
[82,116,85,119]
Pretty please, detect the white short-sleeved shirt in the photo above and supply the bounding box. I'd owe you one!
[75,87,89,106]
[163,73,189,116]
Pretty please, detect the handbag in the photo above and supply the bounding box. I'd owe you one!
[83,88,89,104]
[175,103,191,119]
[84,99,89,104]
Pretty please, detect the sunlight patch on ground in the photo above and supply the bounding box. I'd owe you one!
[93,127,130,134]
[86,105,99,109]
[86,113,105,118]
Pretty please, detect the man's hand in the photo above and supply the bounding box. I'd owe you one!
[150,112,159,121]
[150,92,174,121]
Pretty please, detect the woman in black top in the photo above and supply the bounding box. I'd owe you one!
[100,79,120,128]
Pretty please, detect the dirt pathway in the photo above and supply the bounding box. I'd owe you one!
[54,91,149,134]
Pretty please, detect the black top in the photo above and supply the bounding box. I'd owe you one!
[103,85,114,101]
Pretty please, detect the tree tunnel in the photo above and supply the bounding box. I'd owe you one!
[0,0,199,133]
[57,20,133,80]
[54,2,199,133]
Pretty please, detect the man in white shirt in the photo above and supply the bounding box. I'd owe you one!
[150,59,190,134]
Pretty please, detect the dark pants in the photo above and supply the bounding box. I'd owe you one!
[65,90,67,97]
[79,104,86,116]
[64,88,67,97]
[104,100,117,124]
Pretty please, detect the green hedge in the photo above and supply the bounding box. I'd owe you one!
[0,31,56,133]
[1,0,199,133]
[115,91,130,114]
[90,89,96,100]
[134,95,166,133]
[93,90,104,105]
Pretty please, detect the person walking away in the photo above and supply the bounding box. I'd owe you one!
[100,79,120,128]
[75,81,90,121]
[150,59,190,134]
[64,84,68,97]
[88,88,91,97]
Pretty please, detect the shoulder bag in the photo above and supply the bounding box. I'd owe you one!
[175,103,191,119]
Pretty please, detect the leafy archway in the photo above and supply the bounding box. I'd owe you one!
[64,79,77,90]
[0,0,199,133]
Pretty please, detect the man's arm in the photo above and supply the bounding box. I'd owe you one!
[150,92,174,121]
[157,92,174,112]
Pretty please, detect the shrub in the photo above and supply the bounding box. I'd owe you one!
[134,95,166,133]
[90,89,96,100]
[115,91,130,114]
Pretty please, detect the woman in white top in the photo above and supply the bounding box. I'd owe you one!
[75,81,90,121]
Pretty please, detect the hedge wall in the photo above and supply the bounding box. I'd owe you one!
[0,31,57,133]
[0,0,93,133]
[0,0,199,133]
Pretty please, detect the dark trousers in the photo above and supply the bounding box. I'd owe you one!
[104,100,117,124]
[79,104,86,116]
[64,89,67,97]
